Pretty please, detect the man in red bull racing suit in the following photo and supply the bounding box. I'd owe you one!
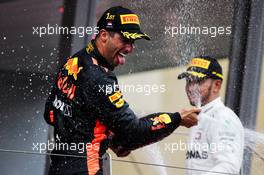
[44,6,199,175]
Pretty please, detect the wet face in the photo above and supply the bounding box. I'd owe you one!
[185,77,215,107]
[102,31,135,67]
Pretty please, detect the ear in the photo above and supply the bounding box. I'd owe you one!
[213,79,222,93]
[98,29,108,43]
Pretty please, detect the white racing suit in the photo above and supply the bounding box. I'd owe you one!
[186,97,244,175]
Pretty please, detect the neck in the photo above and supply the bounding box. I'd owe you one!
[203,94,220,106]
[87,39,114,71]
[95,39,105,58]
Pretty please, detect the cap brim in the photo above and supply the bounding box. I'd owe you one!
[178,71,207,80]
[121,30,150,40]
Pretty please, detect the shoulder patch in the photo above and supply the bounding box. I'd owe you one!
[108,91,125,108]
[64,57,83,80]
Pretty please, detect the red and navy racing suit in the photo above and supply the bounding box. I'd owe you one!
[44,40,182,175]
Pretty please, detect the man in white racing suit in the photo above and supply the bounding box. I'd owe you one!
[178,56,244,175]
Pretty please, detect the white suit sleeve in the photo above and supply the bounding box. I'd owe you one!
[202,115,244,175]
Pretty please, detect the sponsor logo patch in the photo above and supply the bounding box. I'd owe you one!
[86,42,94,54]
[53,95,72,117]
[57,73,77,100]
[108,91,122,102]
[186,150,208,159]
[189,58,210,69]
[151,114,172,131]
[194,132,202,140]
[120,14,140,25]
[64,57,83,80]
[108,91,124,108]
[151,114,172,125]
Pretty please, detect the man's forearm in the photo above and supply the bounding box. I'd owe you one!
[110,112,181,151]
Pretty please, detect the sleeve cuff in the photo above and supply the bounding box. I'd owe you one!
[172,112,182,125]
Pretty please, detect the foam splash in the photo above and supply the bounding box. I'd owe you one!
[244,128,264,159]
[240,128,264,175]
[192,83,202,108]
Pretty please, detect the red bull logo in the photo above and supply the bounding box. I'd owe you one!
[150,114,171,131]
[151,114,172,126]
[64,57,83,80]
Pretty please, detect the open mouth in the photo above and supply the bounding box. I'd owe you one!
[119,52,127,57]
[115,52,127,65]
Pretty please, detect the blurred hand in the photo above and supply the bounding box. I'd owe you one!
[179,108,200,128]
